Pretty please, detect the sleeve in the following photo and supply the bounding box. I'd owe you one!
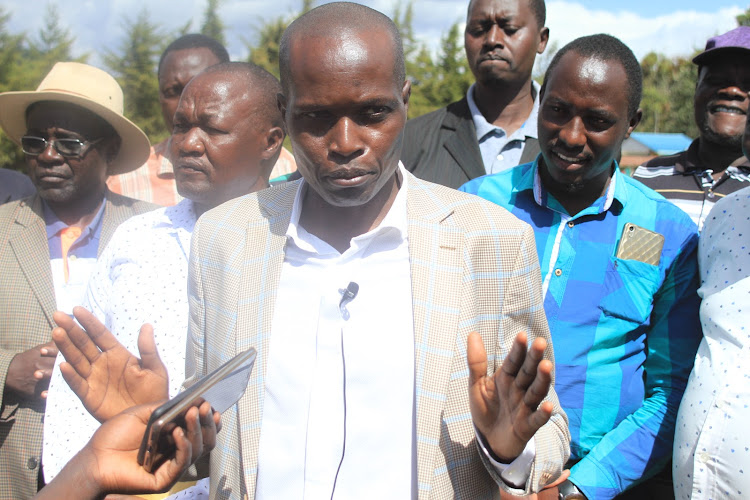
[481,225,571,496]
[569,230,702,500]
[0,349,20,420]
[182,220,207,392]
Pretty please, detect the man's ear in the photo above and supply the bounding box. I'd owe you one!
[261,127,285,161]
[538,27,550,54]
[626,108,643,138]
[402,79,411,113]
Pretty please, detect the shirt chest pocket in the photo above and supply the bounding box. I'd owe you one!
[598,256,663,325]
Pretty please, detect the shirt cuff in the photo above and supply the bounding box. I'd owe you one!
[475,428,536,489]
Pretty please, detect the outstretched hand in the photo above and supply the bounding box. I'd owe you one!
[468,331,553,462]
[52,307,169,422]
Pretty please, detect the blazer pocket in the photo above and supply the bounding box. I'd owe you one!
[598,256,662,325]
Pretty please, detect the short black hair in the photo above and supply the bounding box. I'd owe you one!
[278,2,405,94]
[157,33,230,78]
[467,0,546,28]
[542,33,642,117]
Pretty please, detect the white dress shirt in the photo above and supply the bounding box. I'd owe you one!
[255,168,416,499]
[673,187,750,499]
[42,199,197,482]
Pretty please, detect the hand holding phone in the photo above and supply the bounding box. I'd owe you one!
[137,348,257,472]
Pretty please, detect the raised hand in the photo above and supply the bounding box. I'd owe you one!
[6,341,58,400]
[34,401,219,500]
[468,331,553,462]
[52,306,169,422]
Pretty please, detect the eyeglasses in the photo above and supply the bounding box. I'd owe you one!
[21,136,103,158]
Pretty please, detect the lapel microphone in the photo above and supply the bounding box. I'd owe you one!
[339,282,359,317]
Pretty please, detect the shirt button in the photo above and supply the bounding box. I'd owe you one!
[555,269,562,277]
[69,255,77,261]
[496,154,504,161]
[567,221,574,228]
[27,457,38,469]
[698,452,710,463]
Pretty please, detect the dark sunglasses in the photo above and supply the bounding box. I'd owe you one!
[21,135,103,158]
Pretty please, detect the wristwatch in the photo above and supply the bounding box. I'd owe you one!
[558,480,587,500]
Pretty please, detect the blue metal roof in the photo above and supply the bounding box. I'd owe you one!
[629,132,693,155]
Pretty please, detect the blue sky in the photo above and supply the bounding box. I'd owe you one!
[3,0,746,69]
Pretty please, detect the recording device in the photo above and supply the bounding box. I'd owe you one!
[339,282,359,310]
[137,347,257,472]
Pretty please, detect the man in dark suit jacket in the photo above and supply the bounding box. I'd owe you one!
[402,0,549,189]
[0,62,156,499]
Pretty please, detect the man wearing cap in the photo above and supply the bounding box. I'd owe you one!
[634,26,750,230]
[0,61,156,498]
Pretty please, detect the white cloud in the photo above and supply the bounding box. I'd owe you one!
[2,0,745,69]
[544,2,744,59]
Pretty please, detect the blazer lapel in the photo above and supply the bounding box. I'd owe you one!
[442,99,486,181]
[8,196,56,326]
[406,176,465,499]
[235,183,298,497]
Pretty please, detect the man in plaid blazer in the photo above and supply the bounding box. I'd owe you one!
[51,4,569,499]
[180,4,568,499]
[0,63,156,498]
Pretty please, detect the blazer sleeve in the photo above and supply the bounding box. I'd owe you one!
[183,219,207,391]
[480,225,571,495]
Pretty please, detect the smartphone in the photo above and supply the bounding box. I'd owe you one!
[137,347,257,472]
[615,223,665,266]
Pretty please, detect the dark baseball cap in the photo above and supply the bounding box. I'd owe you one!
[693,26,750,65]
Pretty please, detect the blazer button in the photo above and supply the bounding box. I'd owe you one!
[27,457,38,469]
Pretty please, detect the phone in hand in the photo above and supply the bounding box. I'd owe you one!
[137,347,257,472]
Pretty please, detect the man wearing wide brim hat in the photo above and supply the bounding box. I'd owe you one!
[0,61,157,498]
[634,26,750,230]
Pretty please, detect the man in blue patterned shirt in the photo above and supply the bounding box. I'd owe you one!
[461,34,702,499]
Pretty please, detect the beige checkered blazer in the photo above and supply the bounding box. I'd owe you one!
[0,191,156,499]
[185,173,570,499]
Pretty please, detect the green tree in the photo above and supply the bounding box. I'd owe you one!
[247,0,314,78]
[639,51,698,137]
[737,7,750,27]
[407,21,473,118]
[104,9,166,142]
[201,0,226,46]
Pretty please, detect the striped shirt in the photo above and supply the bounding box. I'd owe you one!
[107,139,184,207]
[461,159,702,499]
[633,139,750,230]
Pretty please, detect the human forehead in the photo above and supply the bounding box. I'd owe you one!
[178,74,252,116]
[26,101,104,137]
[546,52,627,98]
[698,54,750,81]
[467,0,534,22]
[159,47,222,83]
[286,31,399,97]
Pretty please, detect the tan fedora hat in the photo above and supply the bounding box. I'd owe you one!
[0,62,151,175]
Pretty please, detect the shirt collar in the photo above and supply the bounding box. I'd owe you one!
[43,194,107,241]
[154,198,198,232]
[286,162,409,254]
[528,156,626,216]
[676,138,750,174]
[466,81,540,142]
